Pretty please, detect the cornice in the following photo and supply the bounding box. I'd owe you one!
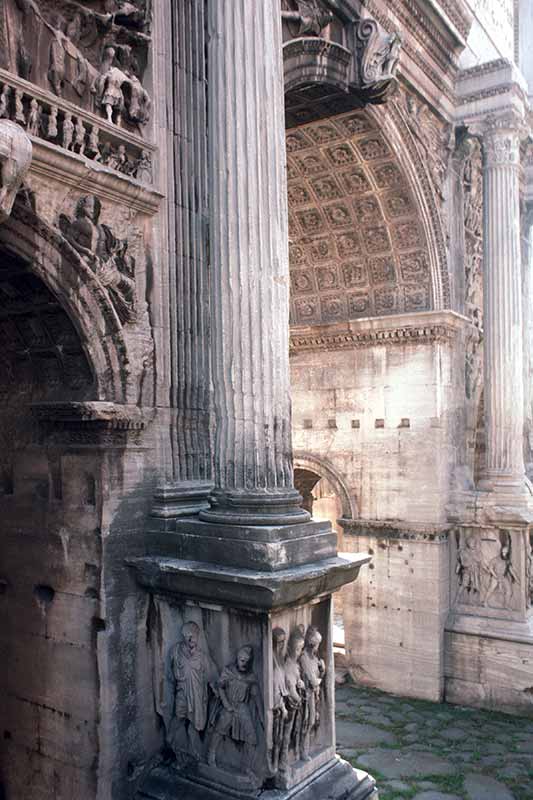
[31,401,147,429]
[455,59,529,129]
[360,0,460,105]
[290,310,470,353]
[339,517,451,542]
[30,138,163,216]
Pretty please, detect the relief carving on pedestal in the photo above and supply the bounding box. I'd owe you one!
[58,194,136,324]
[207,646,264,780]
[455,530,519,610]
[270,623,326,780]
[150,612,265,787]
[168,621,218,763]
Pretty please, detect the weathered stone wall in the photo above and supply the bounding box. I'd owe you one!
[291,317,465,525]
[290,311,470,699]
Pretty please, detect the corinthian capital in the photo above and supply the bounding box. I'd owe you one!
[481,110,528,168]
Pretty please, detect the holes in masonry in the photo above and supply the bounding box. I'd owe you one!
[33,585,55,611]
[351,419,360,429]
[399,418,410,428]
[303,419,313,429]
[375,418,385,428]
[327,419,337,429]
[3,731,11,740]
[92,617,106,633]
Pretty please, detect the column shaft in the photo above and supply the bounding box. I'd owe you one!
[482,118,526,485]
[204,0,306,523]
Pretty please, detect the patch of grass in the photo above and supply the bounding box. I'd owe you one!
[378,788,417,800]
[411,772,465,796]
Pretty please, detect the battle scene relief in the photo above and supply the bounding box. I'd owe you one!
[1,0,151,124]
[453,529,532,616]
[0,1,154,181]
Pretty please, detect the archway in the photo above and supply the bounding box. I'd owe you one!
[0,222,107,799]
[294,453,356,652]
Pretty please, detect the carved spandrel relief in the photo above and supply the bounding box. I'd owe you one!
[396,89,451,208]
[58,195,136,324]
[2,0,152,129]
[455,530,519,610]
[462,138,483,329]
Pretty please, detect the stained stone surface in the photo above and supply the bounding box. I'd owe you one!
[335,683,533,800]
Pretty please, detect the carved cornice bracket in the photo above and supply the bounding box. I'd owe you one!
[283,3,401,111]
[32,401,148,445]
[290,311,469,354]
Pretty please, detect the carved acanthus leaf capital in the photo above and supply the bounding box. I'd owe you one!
[474,111,529,168]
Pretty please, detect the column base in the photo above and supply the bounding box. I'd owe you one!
[149,481,214,530]
[136,757,378,800]
[162,517,337,571]
[477,472,532,496]
[200,488,311,526]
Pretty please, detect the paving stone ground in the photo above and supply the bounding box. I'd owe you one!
[335,684,533,800]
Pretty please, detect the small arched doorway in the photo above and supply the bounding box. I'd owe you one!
[294,454,357,652]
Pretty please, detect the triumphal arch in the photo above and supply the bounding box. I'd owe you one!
[1,1,533,799]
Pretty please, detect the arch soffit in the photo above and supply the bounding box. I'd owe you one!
[286,105,445,327]
[0,205,131,403]
[293,451,358,519]
[367,99,449,311]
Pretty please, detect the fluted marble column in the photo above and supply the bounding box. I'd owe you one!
[151,0,213,522]
[481,113,527,492]
[201,0,308,525]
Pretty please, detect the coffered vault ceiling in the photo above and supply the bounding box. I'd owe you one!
[287,108,433,327]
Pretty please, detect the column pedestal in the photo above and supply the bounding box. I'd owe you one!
[130,554,377,800]
[445,521,533,715]
[135,0,378,794]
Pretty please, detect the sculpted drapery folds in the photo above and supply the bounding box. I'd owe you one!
[281,0,333,37]
[299,625,326,760]
[455,531,519,610]
[270,623,325,776]
[169,621,217,761]
[207,645,264,777]
[271,628,289,774]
